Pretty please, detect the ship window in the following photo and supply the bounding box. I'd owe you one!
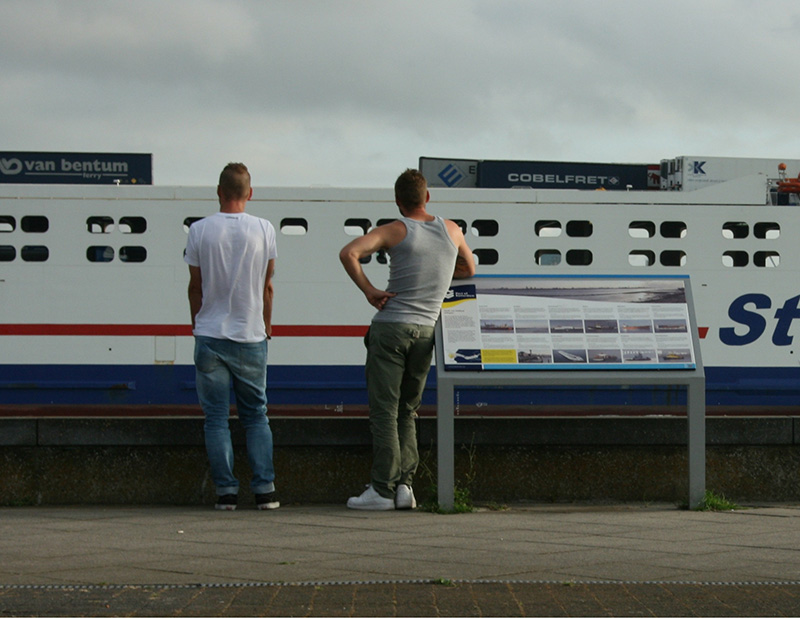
[754,251,780,267]
[722,222,748,239]
[628,221,655,238]
[120,246,147,263]
[344,218,370,236]
[21,245,49,262]
[535,249,561,266]
[377,218,396,227]
[183,217,204,233]
[359,255,371,265]
[0,246,15,261]
[280,218,308,235]
[628,250,655,267]
[473,248,498,265]
[566,220,593,237]
[376,249,388,264]
[0,216,15,232]
[87,216,114,233]
[661,221,687,238]
[722,251,748,267]
[535,221,562,237]
[566,249,592,265]
[119,216,147,234]
[21,216,48,233]
[471,219,498,237]
[660,250,686,266]
[87,246,114,262]
[452,219,467,235]
[754,222,780,239]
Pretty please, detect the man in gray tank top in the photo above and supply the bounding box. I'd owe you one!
[340,169,475,510]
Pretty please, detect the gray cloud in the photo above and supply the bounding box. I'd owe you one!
[2,0,799,187]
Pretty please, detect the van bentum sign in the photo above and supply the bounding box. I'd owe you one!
[0,152,152,185]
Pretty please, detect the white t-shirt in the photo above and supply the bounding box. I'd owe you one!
[184,211,277,343]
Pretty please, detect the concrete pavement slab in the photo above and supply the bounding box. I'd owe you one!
[1,502,800,615]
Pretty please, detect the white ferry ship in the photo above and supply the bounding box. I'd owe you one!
[1,171,798,417]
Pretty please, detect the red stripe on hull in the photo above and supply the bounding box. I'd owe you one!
[0,325,369,337]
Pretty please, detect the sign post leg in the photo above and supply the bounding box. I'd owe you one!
[687,379,706,509]
[437,378,455,511]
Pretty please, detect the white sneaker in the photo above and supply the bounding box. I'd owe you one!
[347,485,395,510]
[395,484,416,510]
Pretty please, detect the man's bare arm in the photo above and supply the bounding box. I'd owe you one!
[188,265,203,329]
[446,220,476,279]
[339,222,404,310]
[263,259,275,338]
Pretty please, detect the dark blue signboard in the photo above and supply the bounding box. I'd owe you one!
[478,159,652,191]
[0,152,152,185]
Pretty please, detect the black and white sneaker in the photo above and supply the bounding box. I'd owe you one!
[215,494,238,511]
[255,492,280,510]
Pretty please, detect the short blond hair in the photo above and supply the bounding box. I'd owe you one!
[394,168,427,209]
[218,162,251,201]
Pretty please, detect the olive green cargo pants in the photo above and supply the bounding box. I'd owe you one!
[364,322,435,499]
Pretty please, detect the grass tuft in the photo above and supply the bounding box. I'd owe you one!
[694,490,740,511]
[419,484,474,514]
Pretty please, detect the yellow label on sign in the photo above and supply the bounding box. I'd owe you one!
[480,349,517,364]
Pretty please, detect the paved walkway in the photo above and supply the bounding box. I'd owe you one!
[1,502,799,616]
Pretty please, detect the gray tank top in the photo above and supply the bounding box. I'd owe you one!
[371,216,458,327]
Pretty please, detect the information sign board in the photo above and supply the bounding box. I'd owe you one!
[441,275,696,371]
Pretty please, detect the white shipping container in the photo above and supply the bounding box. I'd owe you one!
[661,156,800,191]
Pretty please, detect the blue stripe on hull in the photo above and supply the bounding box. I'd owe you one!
[1,365,800,408]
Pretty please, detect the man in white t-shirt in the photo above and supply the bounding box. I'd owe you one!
[184,162,279,511]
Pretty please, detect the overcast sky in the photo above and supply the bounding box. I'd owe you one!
[2,0,798,187]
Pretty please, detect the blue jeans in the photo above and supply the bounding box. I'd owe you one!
[193,336,276,496]
[365,322,435,499]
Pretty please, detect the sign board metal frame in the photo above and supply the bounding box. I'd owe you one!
[434,276,706,509]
